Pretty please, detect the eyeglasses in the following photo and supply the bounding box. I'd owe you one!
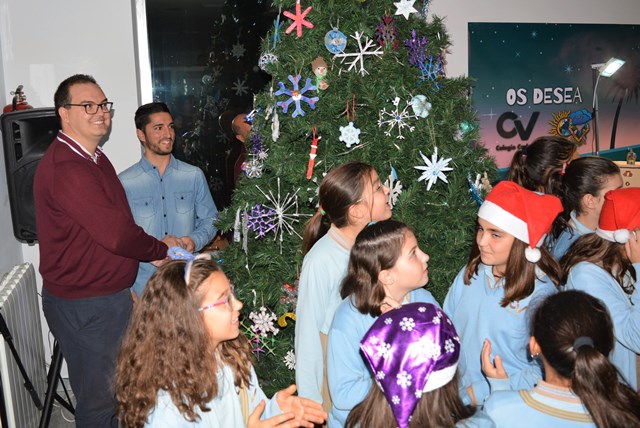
[64,102,113,115]
[198,285,237,313]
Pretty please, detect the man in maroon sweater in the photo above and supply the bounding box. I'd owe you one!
[34,74,174,427]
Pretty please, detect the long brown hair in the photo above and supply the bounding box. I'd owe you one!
[340,220,409,316]
[115,258,253,428]
[560,233,634,288]
[345,375,475,428]
[302,161,374,255]
[533,290,640,428]
[464,233,560,306]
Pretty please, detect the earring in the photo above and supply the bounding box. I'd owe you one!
[530,352,540,360]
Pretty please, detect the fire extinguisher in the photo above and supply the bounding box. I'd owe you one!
[3,85,33,113]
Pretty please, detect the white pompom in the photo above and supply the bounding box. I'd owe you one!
[525,247,542,263]
[613,229,630,244]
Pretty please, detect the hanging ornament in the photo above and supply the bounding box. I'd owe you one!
[277,312,296,328]
[394,0,419,20]
[467,171,492,207]
[275,75,319,118]
[249,307,280,337]
[242,156,264,178]
[231,37,246,59]
[247,204,276,238]
[334,32,383,76]
[410,94,432,118]
[339,96,361,148]
[378,96,415,140]
[325,27,347,54]
[272,8,284,48]
[415,147,453,191]
[306,128,320,179]
[258,52,279,71]
[376,14,399,50]
[420,0,430,18]
[284,350,296,370]
[405,29,429,67]
[384,165,403,207]
[280,279,299,309]
[311,57,328,90]
[283,0,314,38]
[272,109,280,141]
[418,55,446,90]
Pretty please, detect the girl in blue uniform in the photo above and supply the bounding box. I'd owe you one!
[115,253,327,427]
[295,162,392,410]
[549,157,621,259]
[483,290,640,427]
[562,187,640,390]
[444,181,563,406]
[327,220,438,427]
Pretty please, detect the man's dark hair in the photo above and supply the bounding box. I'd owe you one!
[135,102,172,131]
[53,74,98,120]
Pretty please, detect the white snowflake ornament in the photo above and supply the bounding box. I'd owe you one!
[334,32,383,76]
[415,147,453,191]
[249,306,280,337]
[378,97,415,139]
[284,350,296,370]
[339,122,361,148]
[258,53,278,71]
[385,166,402,207]
[394,0,419,20]
[410,95,432,118]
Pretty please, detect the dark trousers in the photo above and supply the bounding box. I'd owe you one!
[42,288,133,428]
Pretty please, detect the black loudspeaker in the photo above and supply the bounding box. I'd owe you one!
[0,108,58,243]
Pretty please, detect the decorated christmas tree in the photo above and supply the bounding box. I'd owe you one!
[216,0,496,394]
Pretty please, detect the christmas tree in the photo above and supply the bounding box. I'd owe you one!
[216,0,496,394]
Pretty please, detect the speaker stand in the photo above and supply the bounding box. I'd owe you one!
[38,342,74,428]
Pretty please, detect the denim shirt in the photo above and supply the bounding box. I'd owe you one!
[119,155,218,295]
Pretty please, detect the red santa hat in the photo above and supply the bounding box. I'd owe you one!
[478,181,563,263]
[596,188,640,244]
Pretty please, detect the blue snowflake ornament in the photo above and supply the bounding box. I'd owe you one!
[339,122,361,148]
[275,75,319,118]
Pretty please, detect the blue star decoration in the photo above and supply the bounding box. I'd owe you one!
[275,75,319,118]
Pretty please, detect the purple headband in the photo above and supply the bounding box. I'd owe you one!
[360,303,460,428]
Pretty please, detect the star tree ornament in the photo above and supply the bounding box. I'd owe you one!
[384,165,403,207]
[394,0,419,20]
[378,96,415,139]
[283,0,314,38]
[415,147,453,191]
[334,32,383,76]
[275,75,319,118]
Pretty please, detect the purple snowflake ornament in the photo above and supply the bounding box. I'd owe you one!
[275,75,319,118]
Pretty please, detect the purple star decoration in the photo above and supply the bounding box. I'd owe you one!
[275,75,319,118]
[405,29,428,67]
[248,204,276,238]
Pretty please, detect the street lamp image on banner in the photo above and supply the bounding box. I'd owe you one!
[591,57,625,156]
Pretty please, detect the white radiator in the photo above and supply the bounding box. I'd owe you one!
[0,263,47,428]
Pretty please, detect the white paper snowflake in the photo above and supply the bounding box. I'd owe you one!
[384,166,402,207]
[445,338,455,353]
[284,350,296,370]
[393,0,418,20]
[396,370,413,389]
[415,147,453,191]
[394,0,419,19]
[259,52,278,71]
[339,122,361,148]
[256,178,312,252]
[232,77,249,96]
[400,317,415,331]
[333,31,383,76]
[231,41,246,59]
[378,97,415,140]
[249,306,280,337]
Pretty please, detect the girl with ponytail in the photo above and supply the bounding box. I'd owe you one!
[294,162,392,411]
[483,290,640,427]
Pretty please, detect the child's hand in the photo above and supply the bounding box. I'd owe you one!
[275,385,328,427]
[481,338,508,379]
[248,400,298,428]
[625,229,640,264]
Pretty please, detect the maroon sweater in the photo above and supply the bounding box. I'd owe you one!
[34,132,168,298]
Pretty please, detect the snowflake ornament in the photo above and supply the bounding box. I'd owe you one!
[258,53,278,71]
[378,97,415,139]
[384,166,403,207]
[283,0,314,38]
[231,40,246,59]
[339,122,361,148]
[394,0,419,20]
[275,75,319,118]
[249,306,280,337]
[325,28,347,54]
[376,14,399,50]
[334,32,383,76]
[415,147,453,191]
[242,156,264,179]
[284,350,296,370]
[418,55,446,90]
[232,77,249,96]
[272,13,284,48]
[410,95,432,118]
[247,204,275,238]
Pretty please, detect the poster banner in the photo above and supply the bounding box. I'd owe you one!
[469,23,640,168]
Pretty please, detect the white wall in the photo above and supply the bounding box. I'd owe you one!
[430,0,640,77]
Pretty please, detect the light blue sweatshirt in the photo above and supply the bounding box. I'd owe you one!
[443,264,556,405]
[550,211,594,260]
[327,288,439,428]
[295,228,351,403]
[564,261,640,390]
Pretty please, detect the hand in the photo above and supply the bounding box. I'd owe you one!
[179,236,196,252]
[247,400,298,428]
[150,257,168,267]
[481,338,508,379]
[625,228,640,264]
[161,234,182,249]
[131,290,139,304]
[275,385,327,427]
